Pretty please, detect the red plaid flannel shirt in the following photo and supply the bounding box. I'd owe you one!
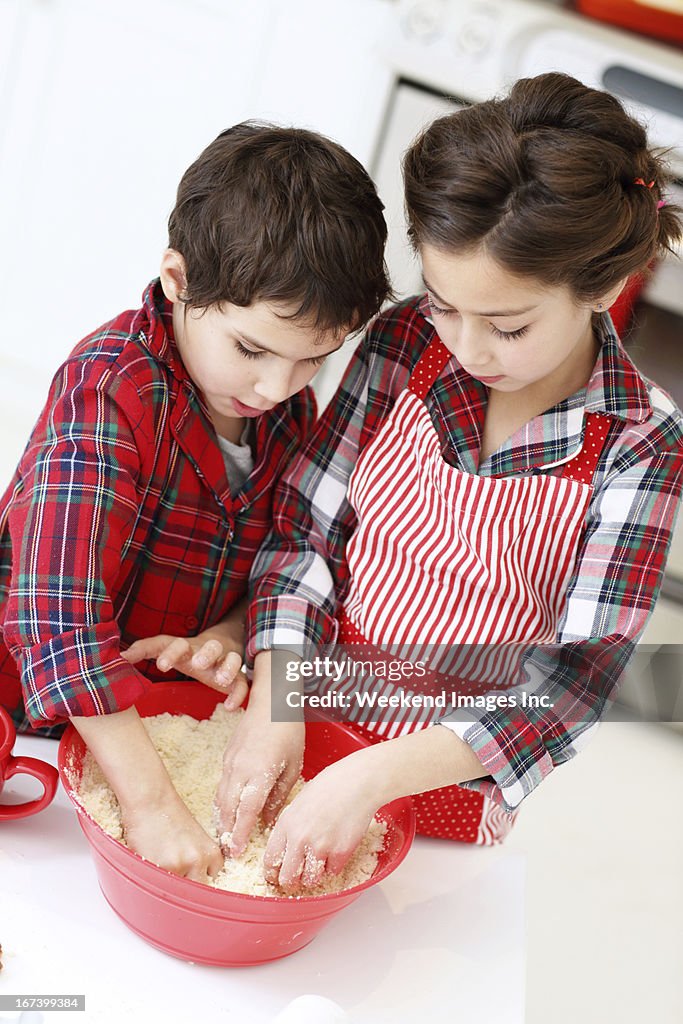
[0,281,316,729]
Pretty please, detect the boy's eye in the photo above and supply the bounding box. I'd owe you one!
[491,325,529,341]
[235,340,264,360]
[235,340,327,367]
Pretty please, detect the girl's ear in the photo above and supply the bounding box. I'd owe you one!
[593,276,630,313]
[159,249,188,303]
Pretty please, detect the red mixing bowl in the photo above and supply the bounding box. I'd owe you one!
[57,682,415,966]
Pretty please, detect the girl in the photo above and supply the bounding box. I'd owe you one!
[220,75,682,889]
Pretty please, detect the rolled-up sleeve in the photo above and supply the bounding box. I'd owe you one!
[3,359,151,725]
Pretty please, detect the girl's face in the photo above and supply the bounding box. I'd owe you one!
[420,245,599,397]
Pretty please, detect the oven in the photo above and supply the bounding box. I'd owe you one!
[317,0,683,398]
[371,0,683,305]
[314,0,683,718]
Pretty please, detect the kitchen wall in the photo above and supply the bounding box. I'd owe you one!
[0,0,395,475]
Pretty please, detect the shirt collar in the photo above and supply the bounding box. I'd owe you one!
[583,313,652,424]
[133,278,191,385]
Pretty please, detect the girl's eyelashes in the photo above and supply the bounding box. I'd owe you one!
[427,296,529,340]
[427,295,453,317]
[491,325,529,341]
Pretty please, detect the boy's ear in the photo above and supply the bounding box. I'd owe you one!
[159,249,188,303]
[593,276,630,312]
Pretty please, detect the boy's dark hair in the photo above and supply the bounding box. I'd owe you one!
[403,72,683,303]
[168,122,391,333]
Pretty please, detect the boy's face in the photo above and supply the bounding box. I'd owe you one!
[161,254,345,438]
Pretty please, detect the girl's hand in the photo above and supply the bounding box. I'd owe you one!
[122,792,224,883]
[214,709,306,858]
[123,631,248,709]
[256,725,487,891]
[262,758,379,892]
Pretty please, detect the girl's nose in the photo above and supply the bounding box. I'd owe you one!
[450,322,491,369]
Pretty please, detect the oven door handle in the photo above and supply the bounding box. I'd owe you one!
[659,574,683,605]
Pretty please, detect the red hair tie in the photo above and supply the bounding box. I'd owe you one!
[634,177,655,188]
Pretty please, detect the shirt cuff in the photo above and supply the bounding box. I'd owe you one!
[439,709,556,812]
[12,623,150,726]
[246,595,339,665]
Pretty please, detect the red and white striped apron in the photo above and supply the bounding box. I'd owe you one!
[335,335,611,844]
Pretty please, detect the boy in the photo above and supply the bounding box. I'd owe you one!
[0,122,390,880]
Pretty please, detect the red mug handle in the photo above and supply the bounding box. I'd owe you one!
[0,755,59,819]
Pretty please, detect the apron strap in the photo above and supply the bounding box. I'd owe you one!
[407,336,453,399]
[560,412,614,484]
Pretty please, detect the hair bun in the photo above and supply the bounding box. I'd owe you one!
[403,72,683,303]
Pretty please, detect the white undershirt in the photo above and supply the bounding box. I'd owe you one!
[216,422,255,496]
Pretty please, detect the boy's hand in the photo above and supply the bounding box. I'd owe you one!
[262,757,378,892]
[122,792,224,883]
[71,706,224,882]
[123,632,247,710]
[214,710,305,858]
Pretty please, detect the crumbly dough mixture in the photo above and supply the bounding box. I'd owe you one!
[74,705,386,897]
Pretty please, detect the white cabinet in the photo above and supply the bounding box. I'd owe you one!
[250,0,394,170]
[0,0,394,401]
[0,0,276,388]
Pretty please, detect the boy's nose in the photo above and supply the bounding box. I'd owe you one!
[253,368,293,405]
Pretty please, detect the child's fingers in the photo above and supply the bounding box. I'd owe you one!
[215,768,247,849]
[156,636,192,672]
[216,792,241,853]
[261,765,298,827]
[215,650,243,684]
[223,670,249,710]
[301,846,327,888]
[229,782,267,858]
[277,837,309,892]
[324,846,356,877]
[194,665,247,698]
[185,843,225,883]
[263,830,288,886]
[191,638,225,671]
[122,635,174,663]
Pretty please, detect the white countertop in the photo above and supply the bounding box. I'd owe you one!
[1,736,525,1024]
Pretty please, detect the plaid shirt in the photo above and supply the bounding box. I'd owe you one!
[0,281,316,730]
[247,296,683,811]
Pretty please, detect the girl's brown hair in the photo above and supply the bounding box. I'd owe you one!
[168,122,391,333]
[403,73,682,303]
